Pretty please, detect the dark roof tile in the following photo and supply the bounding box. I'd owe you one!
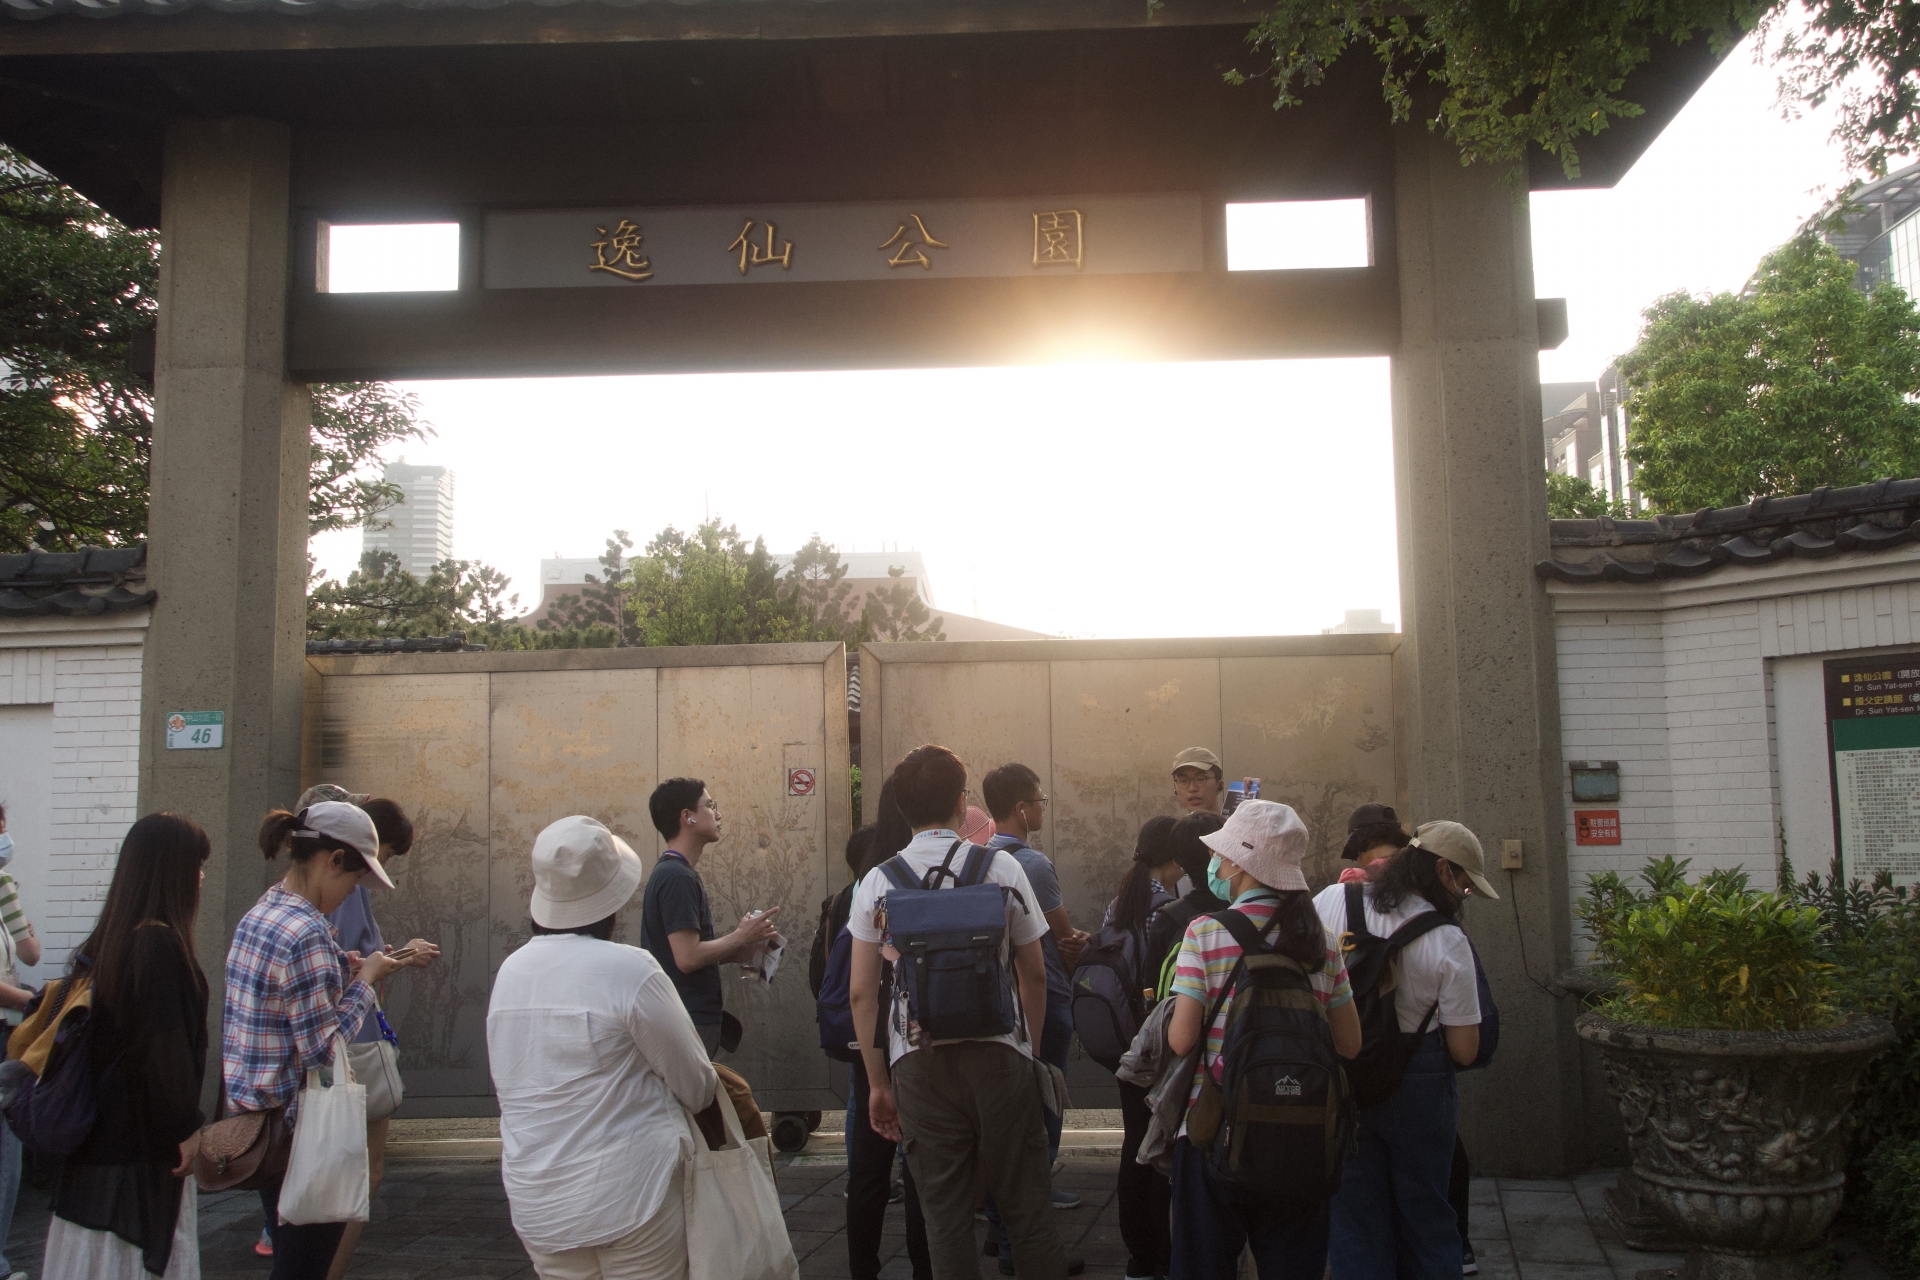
[0,544,154,617]
[1539,478,1920,584]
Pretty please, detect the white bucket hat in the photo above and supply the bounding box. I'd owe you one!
[1200,799,1310,892]
[530,815,643,930]
[296,801,394,890]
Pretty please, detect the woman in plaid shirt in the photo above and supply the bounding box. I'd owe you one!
[224,802,410,1280]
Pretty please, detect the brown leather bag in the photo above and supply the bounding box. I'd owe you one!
[193,1092,290,1192]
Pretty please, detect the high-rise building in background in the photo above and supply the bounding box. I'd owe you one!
[1812,160,1920,297]
[361,459,455,579]
[1541,366,1636,511]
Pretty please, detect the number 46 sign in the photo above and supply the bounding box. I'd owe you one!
[166,711,224,751]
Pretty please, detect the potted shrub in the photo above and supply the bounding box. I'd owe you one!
[1576,861,1894,1280]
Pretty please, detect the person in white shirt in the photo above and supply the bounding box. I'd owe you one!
[488,815,719,1280]
[847,745,1069,1280]
[1312,820,1494,1280]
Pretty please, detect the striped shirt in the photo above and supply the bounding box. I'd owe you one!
[0,873,29,941]
[1170,893,1352,1113]
[222,885,375,1125]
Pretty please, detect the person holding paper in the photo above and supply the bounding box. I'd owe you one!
[639,778,781,1057]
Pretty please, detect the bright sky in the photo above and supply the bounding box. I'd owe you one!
[309,32,1871,640]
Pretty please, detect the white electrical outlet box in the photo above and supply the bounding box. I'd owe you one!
[1500,839,1524,871]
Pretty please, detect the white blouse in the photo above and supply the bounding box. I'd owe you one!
[487,933,719,1252]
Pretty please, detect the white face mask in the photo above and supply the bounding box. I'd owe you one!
[0,833,13,866]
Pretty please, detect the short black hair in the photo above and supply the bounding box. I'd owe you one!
[649,777,708,841]
[891,746,967,827]
[1168,811,1225,883]
[363,798,415,857]
[846,824,875,875]
[531,913,616,941]
[981,763,1041,821]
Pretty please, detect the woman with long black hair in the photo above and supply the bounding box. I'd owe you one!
[1313,822,1493,1280]
[1102,815,1180,1280]
[42,812,212,1280]
[1165,802,1362,1280]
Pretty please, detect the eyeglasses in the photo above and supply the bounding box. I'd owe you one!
[702,799,721,813]
[1173,773,1216,788]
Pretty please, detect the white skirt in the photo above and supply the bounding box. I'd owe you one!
[42,1174,199,1280]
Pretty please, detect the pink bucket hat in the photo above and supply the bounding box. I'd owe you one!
[1200,799,1310,892]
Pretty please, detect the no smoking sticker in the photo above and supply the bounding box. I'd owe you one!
[787,767,816,796]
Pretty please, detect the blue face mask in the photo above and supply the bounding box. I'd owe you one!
[0,833,12,867]
[1206,853,1235,903]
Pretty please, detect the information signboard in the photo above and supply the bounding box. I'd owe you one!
[1824,653,1920,885]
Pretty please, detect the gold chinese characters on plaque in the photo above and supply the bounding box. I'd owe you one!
[1032,210,1084,270]
[879,214,949,269]
[729,219,794,275]
[588,219,652,281]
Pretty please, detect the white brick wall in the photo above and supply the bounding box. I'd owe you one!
[0,618,148,970]
[1549,546,1920,959]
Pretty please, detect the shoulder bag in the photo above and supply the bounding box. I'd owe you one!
[345,1002,404,1123]
[194,1084,290,1192]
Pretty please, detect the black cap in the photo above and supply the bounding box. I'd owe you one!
[1346,803,1399,833]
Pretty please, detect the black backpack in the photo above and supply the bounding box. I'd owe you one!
[1194,910,1356,1212]
[1339,881,1456,1108]
[1070,918,1149,1071]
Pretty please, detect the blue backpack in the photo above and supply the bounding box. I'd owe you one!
[879,840,1019,1043]
[815,923,864,1063]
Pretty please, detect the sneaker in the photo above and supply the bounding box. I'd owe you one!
[888,1182,904,1205]
[1462,1245,1479,1276]
[254,1227,274,1258]
[1051,1188,1081,1210]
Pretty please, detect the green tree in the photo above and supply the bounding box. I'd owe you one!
[622,520,818,648]
[861,565,948,642]
[1546,472,1631,519]
[1229,1,1917,180]
[0,151,154,551]
[0,145,432,553]
[1618,233,1920,512]
[308,551,619,648]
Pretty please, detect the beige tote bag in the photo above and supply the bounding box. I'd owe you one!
[277,1034,370,1226]
[681,1086,798,1280]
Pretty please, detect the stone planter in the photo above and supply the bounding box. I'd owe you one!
[1576,1012,1894,1280]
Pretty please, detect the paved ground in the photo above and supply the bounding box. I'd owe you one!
[0,1150,1889,1280]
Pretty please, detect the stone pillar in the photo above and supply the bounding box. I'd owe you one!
[1391,124,1582,1175]
[138,119,309,1020]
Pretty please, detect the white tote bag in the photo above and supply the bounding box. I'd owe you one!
[277,1033,370,1225]
[682,1087,798,1280]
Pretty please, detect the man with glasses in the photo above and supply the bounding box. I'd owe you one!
[1171,746,1227,815]
[641,777,782,1056]
[981,764,1090,1235]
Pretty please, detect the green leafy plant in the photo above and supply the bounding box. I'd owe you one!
[1579,857,1834,1031]
[1783,860,1920,1269]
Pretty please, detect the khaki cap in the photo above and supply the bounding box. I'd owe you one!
[1408,820,1500,901]
[1170,746,1222,775]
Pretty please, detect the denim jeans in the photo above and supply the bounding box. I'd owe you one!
[1170,1137,1330,1280]
[0,1124,19,1274]
[1328,1032,1463,1280]
[259,1178,349,1280]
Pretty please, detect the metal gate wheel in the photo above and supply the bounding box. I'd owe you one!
[771,1112,811,1152]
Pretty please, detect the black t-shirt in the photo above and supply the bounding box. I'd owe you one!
[640,852,723,1026]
